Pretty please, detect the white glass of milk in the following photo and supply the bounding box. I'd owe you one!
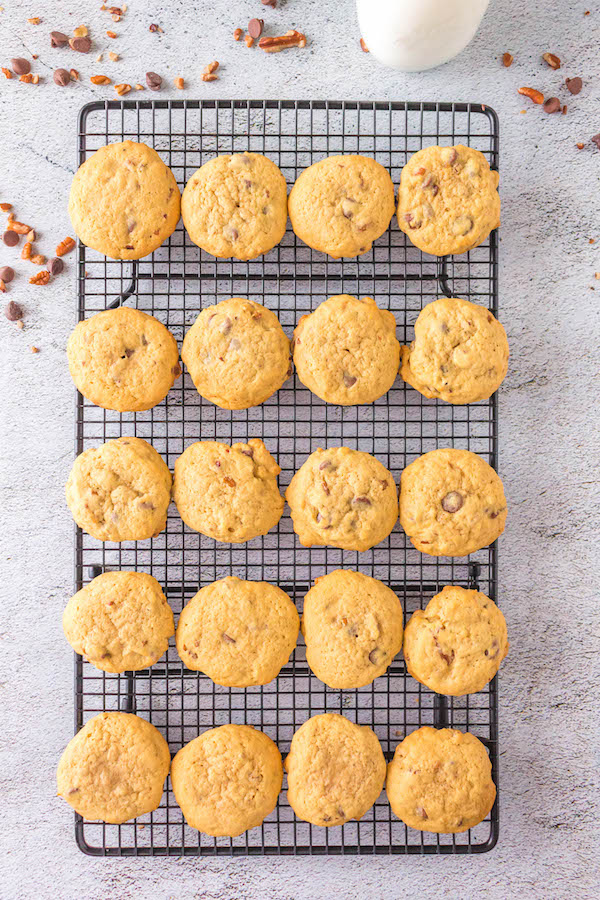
[356,0,491,72]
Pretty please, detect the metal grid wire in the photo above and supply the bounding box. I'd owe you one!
[74,99,500,856]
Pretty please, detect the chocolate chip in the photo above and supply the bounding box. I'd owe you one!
[3,231,19,247]
[11,58,31,75]
[5,300,23,321]
[337,807,345,818]
[0,266,15,283]
[543,97,561,114]
[219,316,232,335]
[71,36,92,53]
[124,348,135,358]
[565,76,583,95]
[141,334,148,346]
[416,806,428,820]
[444,148,458,165]
[343,372,357,388]
[146,71,162,91]
[222,633,236,644]
[172,364,181,376]
[53,68,71,86]
[380,479,388,490]
[50,31,69,48]
[319,460,332,470]
[47,257,64,275]
[441,491,463,513]
[138,501,155,510]
[248,18,264,38]
[369,648,385,665]
[592,134,600,150]
[352,496,371,506]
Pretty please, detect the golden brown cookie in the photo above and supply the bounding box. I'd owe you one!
[397,145,500,256]
[293,295,399,405]
[399,448,506,556]
[68,140,181,260]
[386,727,496,833]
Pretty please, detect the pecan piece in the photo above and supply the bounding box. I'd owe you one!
[174,76,184,89]
[29,271,51,285]
[90,75,111,85]
[502,52,513,67]
[360,38,369,52]
[56,236,75,256]
[542,52,561,70]
[234,28,243,41]
[21,241,32,260]
[258,30,307,53]
[518,86,544,104]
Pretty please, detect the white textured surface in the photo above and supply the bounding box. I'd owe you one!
[1,0,599,897]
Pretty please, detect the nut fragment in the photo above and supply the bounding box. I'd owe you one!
[1,68,12,79]
[109,51,119,61]
[19,74,34,84]
[518,86,544,104]
[543,97,561,114]
[31,345,40,353]
[5,300,23,321]
[233,28,243,41]
[174,76,184,89]
[245,34,254,48]
[28,17,41,25]
[54,68,71,86]
[542,52,561,69]
[106,30,117,38]
[21,242,32,260]
[90,74,111,84]
[258,30,307,52]
[441,491,464,513]
[56,236,75,256]
[29,271,50,285]
[70,68,80,81]
[202,73,218,82]
[0,203,12,211]
[565,76,583,95]
[262,0,277,5]
[30,254,46,265]
[360,38,369,52]
[576,142,585,150]
[50,31,69,47]
[203,60,219,75]
[502,52,513,67]
[11,58,31,75]
[73,25,88,38]
[114,82,132,95]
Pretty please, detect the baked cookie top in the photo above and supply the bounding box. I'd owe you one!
[67,306,181,412]
[171,724,282,837]
[403,585,508,696]
[397,145,500,257]
[400,297,509,404]
[68,140,181,260]
[286,447,398,552]
[302,570,403,689]
[172,438,284,543]
[181,298,291,409]
[293,295,399,405]
[56,712,170,824]
[386,726,496,833]
[181,152,287,260]
[284,713,386,827]
[63,570,174,673]
[65,436,172,542]
[176,576,299,687]
[399,448,506,557]
[288,155,395,258]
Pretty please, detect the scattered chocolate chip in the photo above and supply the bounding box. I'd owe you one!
[146,71,162,91]
[343,372,357,388]
[248,18,264,39]
[441,491,464,513]
[543,97,561,114]
[53,68,71,86]
[50,30,69,47]
[11,58,31,75]
[3,230,19,247]
[0,265,14,283]
[47,256,64,275]
[222,633,236,644]
[5,300,23,321]
[592,134,600,150]
[352,496,371,506]
[70,36,92,53]
[565,76,583,95]
[261,0,277,6]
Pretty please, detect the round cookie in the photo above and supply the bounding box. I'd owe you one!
[68,140,181,260]
[288,155,395,258]
[293,295,400,405]
[181,298,291,409]
[302,570,403,689]
[171,724,282,837]
[172,438,284,543]
[63,571,174,673]
[177,577,299,686]
[65,436,172,542]
[386,726,496,833]
[397,145,500,257]
[403,585,508,695]
[181,152,287,260]
[286,447,398,552]
[399,448,506,557]
[400,298,509,404]
[285,714,386,827]
[56,712,170,824]
[67,306,181,412]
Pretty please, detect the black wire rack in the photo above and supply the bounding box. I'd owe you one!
[73,99,500,856]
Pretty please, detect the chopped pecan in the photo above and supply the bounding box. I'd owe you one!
[174,76,184,89]
[31,254,46,265]
[9,219,32,235]
[234,28,243,41]
[518,86,544,104]
[26,230,35,242]
[114,82,131,95]
[73,25,88,37]
[360,38,369,52]
[542,52,561,70]
[502,51,513,67]
[69,68,80,81]
[134,83,144,90]
[203,60,219,74]
[109,51,119,61]
[19,74,34,83]
[106,30,117,38]
[29,271,50,285]
[56,236,75,256]
[1,68,13,79]
[245,34,254,47]
[90,75,111,84]
[258,30,307,52]
[28,17,41,25]
[0,203,12,211]
[202,73,218,82]
[21,241,32,260]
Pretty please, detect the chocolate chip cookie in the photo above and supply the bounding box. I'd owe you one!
[288,155,395,258]
[181,152,288,259]
[386,727,496,833]
[293,295,399,405]
[68,140,181,260]
[399,448,506,557]
[286,447,398,552]
[181,298,291,409]
[397,145,500,257]
[302,570,403,689]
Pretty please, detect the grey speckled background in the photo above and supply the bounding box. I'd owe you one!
[1,0,599,897]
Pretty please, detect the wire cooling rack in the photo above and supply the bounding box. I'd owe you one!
[73,99,500,856]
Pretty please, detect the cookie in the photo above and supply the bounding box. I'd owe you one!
[65,436,172,542]
[400,298,509,404]
[181,152,287,260]
[172,438,284,543]
[285,714,386,827]
[386,727,496,833]
[403,585,508,695]
[288,155,395,258]
[181,298,291,409]
[399,448,506,557]
[63,571,174,673]
[171,724,282,837]
[397,145,500,257]
[67,306,181,412]
[293,295,399,405]
[176,577,299,687]
[56,712,170,824]
[286,447,397,551]
[68,140,181,260]
[302,570,403,689]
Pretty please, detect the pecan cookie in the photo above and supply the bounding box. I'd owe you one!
[172,438,284,543]
[286,447,398,552]
[66,437,172,542]
[403,586,508,695]
[57,712,170,824]
[293,295,399,405]
[397,145,500,257]
[285,714,386,827]
[67,306,181,412]
[181,298,291,409]
[386,727,496,833]
[302,570,403,688]
[288,155,395,258]
[181,152,288,259]
[399,448,506,557]
[176,576,299,687]
[171,724,282,837]
[68,140,181,260]
[401,297,509,404]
